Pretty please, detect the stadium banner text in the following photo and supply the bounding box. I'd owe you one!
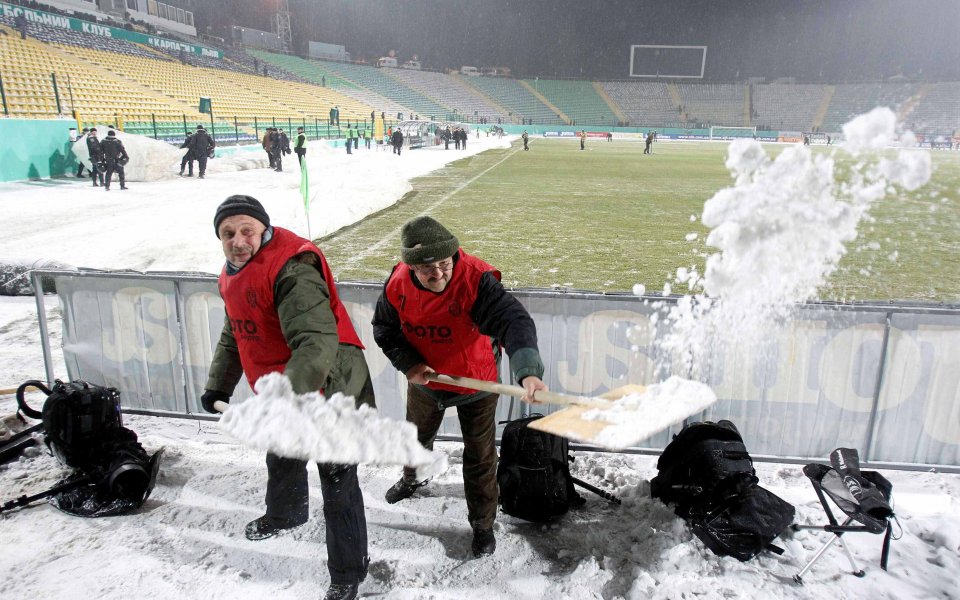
[40,271,960,470]
[0,2,221,58]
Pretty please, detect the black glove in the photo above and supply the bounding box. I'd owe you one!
[200,390,229,414]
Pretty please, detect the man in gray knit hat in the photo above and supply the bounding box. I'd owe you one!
[203,195,375,600]
[372,215,548,558]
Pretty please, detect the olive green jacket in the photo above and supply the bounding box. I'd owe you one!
[206,253,375,407]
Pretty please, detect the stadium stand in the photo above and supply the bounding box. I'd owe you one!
[0,20,372,143]
[465,77,564,124]
[0,16,169,62]
[247,50,409,120]
[0,23,194,122]
[528,79,617,126]
[675,83,746,127]
[905,82,960,135]
[599,81,679,127]
[246,49,356,89]
[752,84,827,131]
[385,68,506,123]
[313,59,449,120]
[820,83,920,133]
[2,8,958,143]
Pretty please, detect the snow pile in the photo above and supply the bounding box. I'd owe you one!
[581,376,717,449]
[655,108,932,378]
[72,129,182,182]
[218,373,448,480]
[71,130,277,183]
[0,134,513,274]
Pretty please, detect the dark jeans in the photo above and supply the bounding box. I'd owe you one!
[104,163,124,188]
[402,385,499,530]
[180,153,194,175]
[265,455,369,585]
[196,154,208,176]
[296,150,305,165]
[90,164,104,185]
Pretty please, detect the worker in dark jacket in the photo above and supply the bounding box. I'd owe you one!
[372,216,547,558]
[86,128,104,186]
[391,128,403,156]
[294,126,307,166]
[203,195,375,600]
[189,125,214,178]
[262,129,275,168]
[269,128,284,171]
[99,130,128,191]
[179,131,195,176]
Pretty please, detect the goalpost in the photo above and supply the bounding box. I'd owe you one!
[709,126,757,140]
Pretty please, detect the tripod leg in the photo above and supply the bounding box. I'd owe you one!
[838,538,865,577]
[794,535,841,584]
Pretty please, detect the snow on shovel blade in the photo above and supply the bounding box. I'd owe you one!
[217,373,447,481]
[528,376,717,450]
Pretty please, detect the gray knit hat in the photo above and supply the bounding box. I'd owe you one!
[214,195,270,237]
[400,216,459,264]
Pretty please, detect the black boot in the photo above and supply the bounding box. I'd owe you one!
[323,583,358,600]
[384,477,428,504]
[471,527,495,557]
[244,515,305,541]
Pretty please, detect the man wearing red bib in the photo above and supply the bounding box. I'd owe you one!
[201,195,374,600]
[372,216,548,558]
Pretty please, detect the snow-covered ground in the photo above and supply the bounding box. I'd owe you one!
[1,131,958,599]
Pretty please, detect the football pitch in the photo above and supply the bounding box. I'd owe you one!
[321,138,960,303]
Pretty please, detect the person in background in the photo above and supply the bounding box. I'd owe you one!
[179,130,195,177]
[372,216,548,558]
[391,127,404,156]
[279,128,292,161]
[521,130,529,151]
[269,127,283,171]
[100,130,128,191]
[295,126,307,166]
[202,195,375,600]
[262,128,275,169]
[86,128,105,187]
[189,124,214,179]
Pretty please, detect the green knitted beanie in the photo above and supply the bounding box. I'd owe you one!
[400,216,460,264]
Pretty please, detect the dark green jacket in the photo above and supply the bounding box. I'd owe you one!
[206,252,375,407]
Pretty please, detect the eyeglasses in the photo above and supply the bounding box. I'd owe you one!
[411,258,454,275]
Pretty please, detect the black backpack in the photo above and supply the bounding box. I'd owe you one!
[9,380,162,517]
[497,415,584,522]
[651,420,795,561]
[17,379,123,469]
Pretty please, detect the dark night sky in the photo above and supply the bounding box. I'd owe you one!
[193,1,960,82]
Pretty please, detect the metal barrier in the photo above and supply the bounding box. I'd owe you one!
[30,268,960,472]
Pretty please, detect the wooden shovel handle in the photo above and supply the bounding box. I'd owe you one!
[425,373,596,406]
[213,400,230,413]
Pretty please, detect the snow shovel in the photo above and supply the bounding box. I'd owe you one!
[426,373,717,450]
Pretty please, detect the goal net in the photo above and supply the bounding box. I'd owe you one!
[709,126,757,140]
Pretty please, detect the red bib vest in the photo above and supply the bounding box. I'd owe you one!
[219,226,363,388]
[385,250,501,394]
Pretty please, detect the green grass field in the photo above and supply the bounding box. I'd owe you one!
[321,139,960,303]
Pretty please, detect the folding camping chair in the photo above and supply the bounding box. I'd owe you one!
[791,449,898,584]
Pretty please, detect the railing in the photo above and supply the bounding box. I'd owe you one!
[28,268,960,471]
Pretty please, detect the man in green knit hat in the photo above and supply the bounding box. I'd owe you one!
[372,215,548,558]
